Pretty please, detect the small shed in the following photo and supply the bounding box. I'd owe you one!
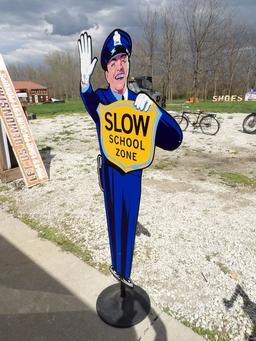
[13,81,49,103]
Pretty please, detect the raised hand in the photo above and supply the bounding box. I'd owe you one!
[78,31,97,86]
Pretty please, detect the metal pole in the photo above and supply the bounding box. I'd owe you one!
[120,281,126,298]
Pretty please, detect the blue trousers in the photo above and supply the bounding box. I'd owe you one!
[102,161,142,279]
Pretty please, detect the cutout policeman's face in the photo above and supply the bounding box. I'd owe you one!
[105,53,129,94]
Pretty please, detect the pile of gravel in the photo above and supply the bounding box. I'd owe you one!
[2,112,256,340]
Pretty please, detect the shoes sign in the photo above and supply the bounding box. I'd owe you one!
[0,54,48,187]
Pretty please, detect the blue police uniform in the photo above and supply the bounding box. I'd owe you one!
[81,29,183,282]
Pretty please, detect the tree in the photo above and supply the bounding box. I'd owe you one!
[139,7,158,84]
[223,20,249,95]
[44,50,80,99]
[181,0,225,99]
[160,5,180,101]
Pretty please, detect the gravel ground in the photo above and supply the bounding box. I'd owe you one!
[1,111,256,340]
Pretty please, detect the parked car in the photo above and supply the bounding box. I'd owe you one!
[128,76,166,108]
[43,98,65,104]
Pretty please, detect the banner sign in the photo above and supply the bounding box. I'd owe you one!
[0,54,48,187]
[97,100,161,173]
[245,89,256,101]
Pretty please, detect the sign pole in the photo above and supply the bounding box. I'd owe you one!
[120,281,126,298]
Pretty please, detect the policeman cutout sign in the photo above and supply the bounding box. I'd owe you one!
[98,100,161,172]
[79,28,182,290]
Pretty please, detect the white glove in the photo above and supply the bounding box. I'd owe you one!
[78,31,97,86]
[134,93,153,112]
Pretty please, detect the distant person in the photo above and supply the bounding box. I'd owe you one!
[78,28,182,287]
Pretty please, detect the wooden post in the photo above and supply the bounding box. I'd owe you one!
[0,121,22,183]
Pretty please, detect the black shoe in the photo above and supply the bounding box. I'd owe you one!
[121,277,134,288]
[109,266,121,282]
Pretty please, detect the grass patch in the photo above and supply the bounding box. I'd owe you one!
[167,99,255,113]
[206,255,211,262]
[206,254,232,275]
[52,136,61,143]
[29,98,255,120]
[51,131,78,143]
[0,193,109,274]
[152,158,177,170]
[181,320,229,341]
[0,184,9,192]
[98,263,109,274]
[0,194,15,207]
[20,214,94,263]
[209,171,256,187]
[162,306,174,316]
[18,214,109,273]
[163,307,228,341]
[63,123,74,129]
[28,99,85,118]
[163,302,230,340]
[29,98,254,119]
[206,252,219,262]
[216,262,231,275]
[0,195,11,204]
[58,130,75,136]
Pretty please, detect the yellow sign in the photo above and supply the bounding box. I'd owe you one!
[0,54,48,187]
[97,100,161,173]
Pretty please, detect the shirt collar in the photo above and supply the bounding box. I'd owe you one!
[110,88,128,100]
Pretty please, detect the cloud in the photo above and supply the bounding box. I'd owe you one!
[44,9,93,36]
[4,42,61,65]
[1,0,255,65]
[227,0,256,26]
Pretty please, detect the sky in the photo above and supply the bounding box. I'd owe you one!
[0,0,255,65]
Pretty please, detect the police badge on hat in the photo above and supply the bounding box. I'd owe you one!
[113,31,121,46]
[101,29,132,70]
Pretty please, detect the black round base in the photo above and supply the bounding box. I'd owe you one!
[96,283,151,328]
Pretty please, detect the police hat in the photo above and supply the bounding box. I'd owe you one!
[101,29,132,70]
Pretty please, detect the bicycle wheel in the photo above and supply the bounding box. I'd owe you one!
[173,115,189,131]
[243,113,256,134]
[199,115,220,135]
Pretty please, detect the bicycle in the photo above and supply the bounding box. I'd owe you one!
[174,109,220,135]
[242,113,256,134]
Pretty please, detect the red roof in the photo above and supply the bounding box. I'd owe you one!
[13,81,47,90]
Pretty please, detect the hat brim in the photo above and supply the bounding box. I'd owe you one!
[110,45,130,59]
[108,52,129,65]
